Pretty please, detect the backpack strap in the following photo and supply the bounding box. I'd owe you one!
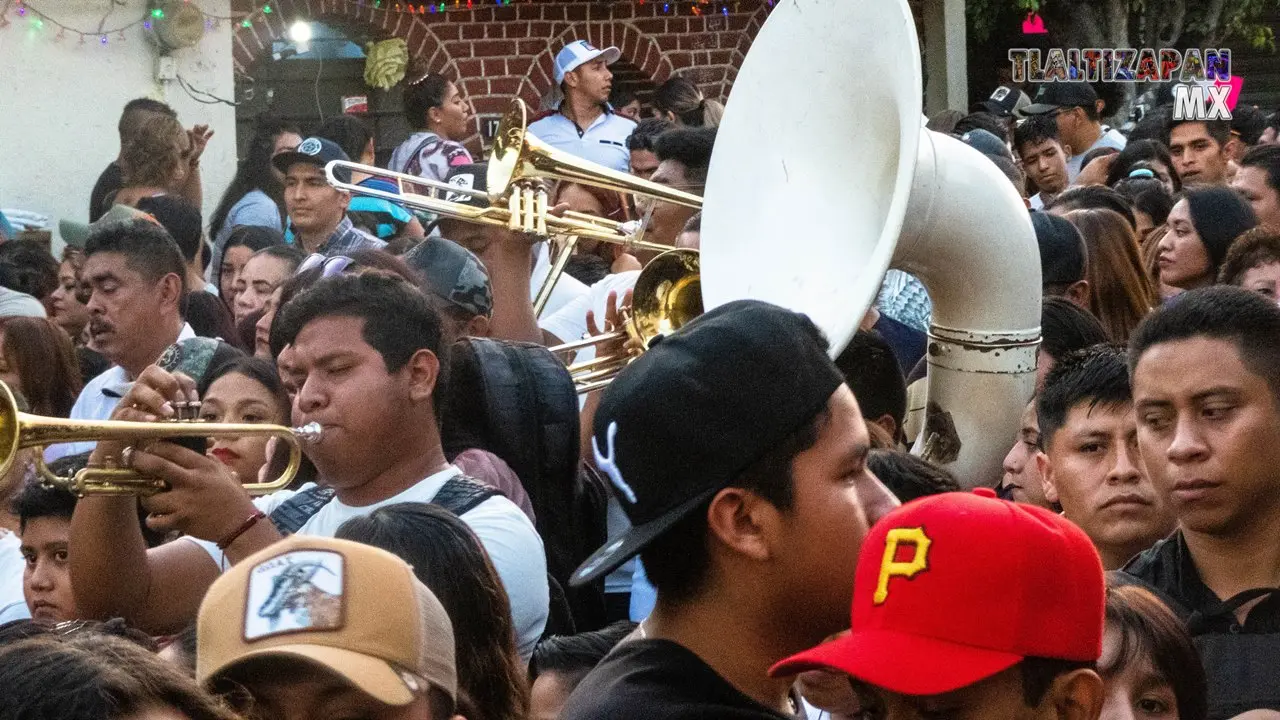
[269,485,337,535]
[432,474,501,517]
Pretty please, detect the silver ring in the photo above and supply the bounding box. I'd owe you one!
[120,446,134,468]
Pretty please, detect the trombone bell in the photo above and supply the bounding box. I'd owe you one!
[0,381,320,498]
[556,249,703,393]
[488,99,703,211]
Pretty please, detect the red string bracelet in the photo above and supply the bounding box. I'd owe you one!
[217,511,266,550]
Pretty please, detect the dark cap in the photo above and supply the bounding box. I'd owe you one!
[135,195,203,262]
[1023,83,1099,116]
[440,164,490,209]
[1031,210,1087,286]
[403,237,493,318]
[570,299,846,587]
[958,129,1013,162]
[272,136,352,181]
[977,85,1031,118]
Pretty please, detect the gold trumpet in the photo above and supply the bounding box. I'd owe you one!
[0,381,321,497]
[551,249,703,393]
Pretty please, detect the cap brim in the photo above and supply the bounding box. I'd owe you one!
[768,628,1024,697]
[207,645,418,706]
[569,482,721,587]
[1021,103,1059,116]
[560,47,623,81]
[272,151,322,174]
[58,219,92,249]
[976,100,1012,117]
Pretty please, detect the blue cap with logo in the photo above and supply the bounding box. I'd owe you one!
[272,136,352,182]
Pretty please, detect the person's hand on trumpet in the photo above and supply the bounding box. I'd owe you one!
[584,288,639,362]
[94,365,264,544]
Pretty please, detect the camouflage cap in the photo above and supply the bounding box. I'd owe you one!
[403,236,493,319]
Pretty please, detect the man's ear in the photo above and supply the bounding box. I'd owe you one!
[464,314,491,339]
[705,487,775,564]
[1036,450,1060,504]
[405,348,441,404]
[873,414,898,444]
[1048,668,1104,720]
[159,273,184,311]
[1065,279,1091,309]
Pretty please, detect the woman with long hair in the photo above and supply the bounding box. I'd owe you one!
[217,226,285,311]
[1062,208,1160,342]
[389,73,475,182]
[0,317,81,417]
[109,113,190,211]
[49,247,90,343]
[652,75,724,128]
[1158,187,1258,293]
[197,357,292,486]
[207,116,301,277]
[337,503,530,720]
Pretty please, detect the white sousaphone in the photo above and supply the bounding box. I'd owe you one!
[700,0,1042,486]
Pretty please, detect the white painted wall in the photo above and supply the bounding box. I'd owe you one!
[0,0,236,251]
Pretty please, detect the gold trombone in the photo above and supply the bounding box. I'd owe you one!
[0,381,321,497]
[324,99,702,315]
[551,249,703,393]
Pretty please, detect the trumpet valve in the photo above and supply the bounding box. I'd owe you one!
[171,400,202,422]
[534,188,549,236]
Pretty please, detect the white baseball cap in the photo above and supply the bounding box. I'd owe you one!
[554,40,621,84]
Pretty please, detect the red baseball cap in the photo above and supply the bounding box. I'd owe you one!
[769,489,1104,696]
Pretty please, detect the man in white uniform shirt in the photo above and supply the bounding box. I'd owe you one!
[528,40,637,174]
[69,273,550,660]
[50,217,197,460]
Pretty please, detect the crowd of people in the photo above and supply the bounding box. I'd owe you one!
[3,34,1280,720]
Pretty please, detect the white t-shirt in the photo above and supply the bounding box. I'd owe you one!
[0,530,30,624]
[540,271,641,350]
[47,323,198,462]
[531,242,590,320]
[186,465,549,660]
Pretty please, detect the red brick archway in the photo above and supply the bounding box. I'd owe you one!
[234,0,776,148]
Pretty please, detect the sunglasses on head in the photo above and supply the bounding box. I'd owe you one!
[296,254,355,278]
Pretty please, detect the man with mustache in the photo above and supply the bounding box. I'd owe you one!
[1121,286,1280,717]
[528,40,636,174]
[1035,345,1175,570]
[48,218,195,459]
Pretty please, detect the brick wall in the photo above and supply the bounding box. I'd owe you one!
[233,0,776,148]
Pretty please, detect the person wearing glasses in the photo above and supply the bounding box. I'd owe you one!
[1022,82,1126,182]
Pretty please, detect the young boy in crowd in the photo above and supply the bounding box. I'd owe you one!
[14,482,80,623]
[1036,345,1175,570]
[1015,117,1071,210]
[1122,286,1280,717]
[769,490,1106,720]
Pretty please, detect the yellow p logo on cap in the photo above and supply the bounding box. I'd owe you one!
[873,527,932,605]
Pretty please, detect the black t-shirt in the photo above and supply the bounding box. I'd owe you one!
[559,639,798,720]
[1120,532,1280,719]
[89,162,124,222]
